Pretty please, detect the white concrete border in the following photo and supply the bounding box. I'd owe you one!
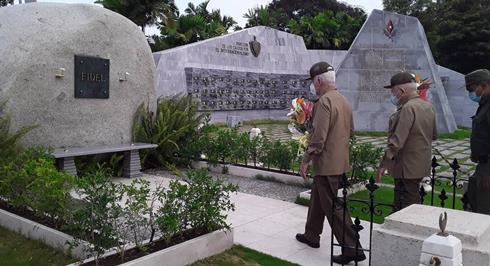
[67,229,234,266]
[0,208,89,259]
[192,160,311,186]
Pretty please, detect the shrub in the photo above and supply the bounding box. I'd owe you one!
[121,178,152,249]
[132,95,207,169]
[69,167,123,264]
[155,180,189,244]
[156,169,237,243]
[184,169,238,232]
[179,114,217,165]
[0,148,47,208]
[27,156,74,228]
[349,137,384,181]
[75,153,124,177]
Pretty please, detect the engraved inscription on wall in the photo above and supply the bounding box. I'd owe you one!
[185,68,311,111]
[74,55,110,99]
[215,42,250,56]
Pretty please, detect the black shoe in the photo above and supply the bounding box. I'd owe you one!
[332,253,366,264]
[295,233,320,248]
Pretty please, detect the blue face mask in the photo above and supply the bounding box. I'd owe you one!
[389,95,399,106]
[468,91,481,103]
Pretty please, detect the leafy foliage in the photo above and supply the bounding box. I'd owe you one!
[349,137,384,181]
[383,0,489,73]
[243,0,366,50]
[288,10,362,49]
[132,95,207,169]
[95,0,178,31]
[150,0,236,51]
[0,0,12,7]
[75,153,124,177]
[156,169,237,242]
[0,147,73,228]
[184,169,237,232]
[69,167,123,264]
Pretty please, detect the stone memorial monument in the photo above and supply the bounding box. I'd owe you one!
[0,3,156,149]
[154,26,347,122]
[335,10,457,133]
[155,11,477,133]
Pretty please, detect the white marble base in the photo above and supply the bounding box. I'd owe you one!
[419,234,462,266]
[372,205,490,266]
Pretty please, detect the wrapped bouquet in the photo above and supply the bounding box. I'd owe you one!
[286,97,314,157]
[415,74,432,102]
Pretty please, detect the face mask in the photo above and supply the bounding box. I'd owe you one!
[389,95,399,106]
[468,91,481,103]
[309,83,316,96]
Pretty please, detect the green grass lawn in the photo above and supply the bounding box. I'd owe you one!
[438,128,471,140]
[191,245,299,266]
[355,128,471,140]
[380,175,464,194]
[296,185,464,224]
[0,226,75,266]
[349,186,464,224]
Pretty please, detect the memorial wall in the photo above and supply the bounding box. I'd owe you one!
[154,11,477,133]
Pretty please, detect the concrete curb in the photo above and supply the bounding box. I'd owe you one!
[67,229,234,266]
[298,181,368,201]
[192,160,311,187]
[0,208,89,259]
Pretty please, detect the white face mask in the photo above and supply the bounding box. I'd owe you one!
[309,83,316,96]
[389,95,399,106]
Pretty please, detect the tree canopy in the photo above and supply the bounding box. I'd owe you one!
[243,0,366,50]
[150,0,237,51]
[384,0,489,73]
[0,0,13,7]
[95,0,178,32]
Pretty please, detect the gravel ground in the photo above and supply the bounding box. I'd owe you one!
[144,168,307,203]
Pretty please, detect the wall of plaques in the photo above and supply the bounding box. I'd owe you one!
[185,67,311,111]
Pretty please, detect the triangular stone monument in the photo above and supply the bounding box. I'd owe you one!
[336,10,457,133]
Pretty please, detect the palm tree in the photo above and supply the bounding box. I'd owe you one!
[95,0,178,32]
[151,2,236,52]
[0,0,13,7]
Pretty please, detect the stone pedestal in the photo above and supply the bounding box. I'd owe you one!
[372,205,490,266]
[57,157,77,176]
[123,150,142,178]
[419,234,462,266]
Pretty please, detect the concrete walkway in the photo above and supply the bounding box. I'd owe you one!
[115,174,376,265]
[229,191,374,266]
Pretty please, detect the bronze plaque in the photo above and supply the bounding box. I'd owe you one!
[74,55,109,99]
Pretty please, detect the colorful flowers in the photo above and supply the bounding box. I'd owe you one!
[287,97,314,156]
[415,73,432,102]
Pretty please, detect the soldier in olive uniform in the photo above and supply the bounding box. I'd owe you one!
[297,62,365,264]
[465,69,490,215]
[376,72,437,211]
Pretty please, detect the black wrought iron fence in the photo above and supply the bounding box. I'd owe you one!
[330,156,471,266]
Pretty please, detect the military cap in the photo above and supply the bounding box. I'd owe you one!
[465,69,490,89]
[306,62,334,80]
[384,72,416,88]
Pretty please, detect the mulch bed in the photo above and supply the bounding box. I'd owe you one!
[81,227,209,266]
[0,200,211,266]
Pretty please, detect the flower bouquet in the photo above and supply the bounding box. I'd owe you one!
[415,74,432,102]
[286,97,314,157]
